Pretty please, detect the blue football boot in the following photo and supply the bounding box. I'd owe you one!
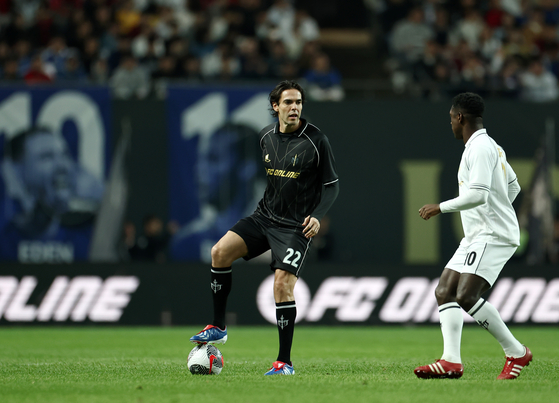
[190,325,227,344]
[264,361,295,375]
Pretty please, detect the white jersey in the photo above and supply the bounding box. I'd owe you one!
[440,129,520,246]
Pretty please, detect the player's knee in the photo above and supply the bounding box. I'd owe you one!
[273,278,294,301]
[211,243,231,266]
[455,292,477,312]
[434,284,451,304]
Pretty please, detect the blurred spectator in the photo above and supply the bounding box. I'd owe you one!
[379,0,414,51]
[238,36,269,79]
[181,55,203,81]
[390,7,434,67]
[107,35,132,73]
[266,38,287,71]
[283,8,320,60]
[520,57,559,101]
[41,36,72,76]
[200,40,240,80]
[304,52,345,101]
[432,6,451,47]
[131,17,165,61]
[110,54,150,99]
[23,54,53,84]
[449,9,485,52]
[57,51,89,83]
[495,56,522,98]
[82,37,101,75]
[130,214,178,263]
[90,57,110,84]
[115,0,141,36]
[14,39,33,76]
[151,55,178,98]
[1,58,22,82]
[119,220,138,261]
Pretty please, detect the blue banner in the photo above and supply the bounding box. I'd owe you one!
[167,85,274,261]
[0,87,111,262]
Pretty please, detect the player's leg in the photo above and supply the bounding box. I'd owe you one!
[274,269,297,361]
[415,247,465,379]
[190,231,248,344]
[456,243,532,379]
[191,215,271,345]
[210,231,248,328]
[435,268,464,365]
[264,227,310,375]
[264,269,297,376]
[190,231,248,345]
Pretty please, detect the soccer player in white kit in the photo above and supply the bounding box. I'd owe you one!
[414,92,532,380]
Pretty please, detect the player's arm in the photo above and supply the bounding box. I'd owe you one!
[506,161,521,203]
[304,135,339,237]
[303,180,339,238]
[421,146,493,219]
[311,180,339,222]
[442,146,494,213]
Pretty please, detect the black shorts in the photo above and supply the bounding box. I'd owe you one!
[230,213,312,277]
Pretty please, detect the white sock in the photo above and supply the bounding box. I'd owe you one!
[439,302,463,363]
[468,298,525,357]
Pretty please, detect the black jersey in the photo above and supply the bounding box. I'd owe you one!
[255,119,339,228]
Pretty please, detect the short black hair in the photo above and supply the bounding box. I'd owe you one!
[452,92,484,119]
[5,127,54,161]
[269,80,305,118]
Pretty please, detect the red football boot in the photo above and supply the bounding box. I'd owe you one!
[414,359,464,379]
[497,346,532,380]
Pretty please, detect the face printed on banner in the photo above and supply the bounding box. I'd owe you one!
[20,132,75,215]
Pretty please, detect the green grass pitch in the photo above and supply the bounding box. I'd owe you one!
[1,326,558,403]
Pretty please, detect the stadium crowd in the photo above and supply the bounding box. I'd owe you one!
[1,0,559,101]
[369,0,559,101]
[0,0,343,100]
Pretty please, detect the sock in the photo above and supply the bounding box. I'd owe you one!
[468,298,525,357]
[210,267,232,330]
[276,301,296,365]
[438,302,463,363]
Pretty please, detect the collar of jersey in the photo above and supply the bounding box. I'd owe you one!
[465,128,487,148]
[274,118,308,137]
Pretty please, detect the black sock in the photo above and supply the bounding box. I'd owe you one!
[210,267,232,330]
[276,301,296,365]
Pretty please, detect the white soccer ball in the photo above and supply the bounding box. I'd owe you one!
[188,344,224,375]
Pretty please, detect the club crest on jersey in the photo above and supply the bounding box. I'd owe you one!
[264,154,271,163]
[291,154,298,166]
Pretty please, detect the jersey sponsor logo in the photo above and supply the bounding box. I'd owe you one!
[266,168,300,179]
[256,275,559,324]
[0,276,139,322]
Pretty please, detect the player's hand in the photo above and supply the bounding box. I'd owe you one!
[419,204,441,220]
[302,216,320,238]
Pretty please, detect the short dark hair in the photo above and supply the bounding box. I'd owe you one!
[269,80,305,118]
[452,92,484,119]
[5,127,54,161]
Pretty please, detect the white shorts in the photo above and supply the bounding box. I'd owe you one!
[446,241,517,286]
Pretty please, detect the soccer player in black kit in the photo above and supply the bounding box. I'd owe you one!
[190,80,339,375]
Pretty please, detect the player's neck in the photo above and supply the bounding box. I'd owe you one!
[462,124,484,144]
[279,120,302,134]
